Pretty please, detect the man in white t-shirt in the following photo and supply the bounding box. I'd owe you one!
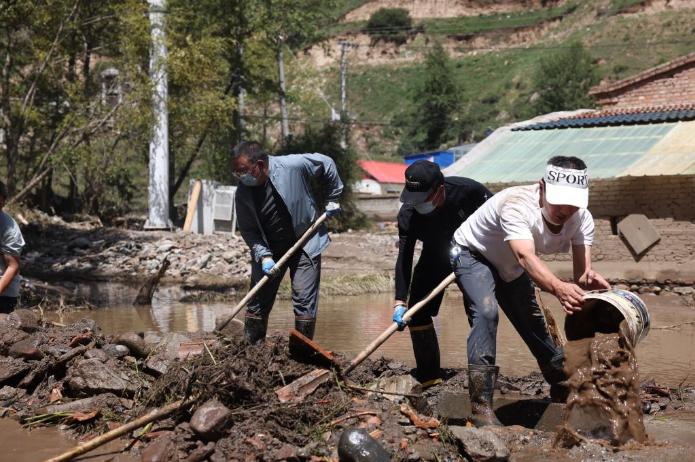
[450,156,610,427]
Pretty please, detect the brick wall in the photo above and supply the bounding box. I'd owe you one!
[594,65,695,108]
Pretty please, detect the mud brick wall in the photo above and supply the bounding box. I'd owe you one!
[542,218,695,264]
[485,175,695,220]
[485,175,695,264]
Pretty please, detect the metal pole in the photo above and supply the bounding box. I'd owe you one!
[277,41,290,141]
[234,44,245,143]
[145,0,172,229]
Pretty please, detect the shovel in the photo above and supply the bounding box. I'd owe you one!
[216,212,328,332]
[275,272,457,403]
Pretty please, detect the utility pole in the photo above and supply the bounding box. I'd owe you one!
[145,0,172,230]
[233,44,245,144]
[277,38,290,142]
[338,41,354,149]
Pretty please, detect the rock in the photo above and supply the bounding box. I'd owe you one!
[69,237,91,249]
[449,426,509,461]
[6,310,39,333]
[0,326,29,353]
[196,254,212,270]
[370,374,419,403]
[189,399,232,441]
[272,444,299,461]
[157,241,177,253]
[102,344,129,359]
[66,358,139,397]
[0,385,26,403]
[70,318,100,335]
[9,336,43,360]
[0,357,30,385]
[185,442,215,462]
[114,332,148,358]
[673,286,695,296]
[141,435,177,462]
[145,356,169,376]
[84,349,108,362]
[221,251,239,263]
[337,428,390,462]
[152,333,191,361]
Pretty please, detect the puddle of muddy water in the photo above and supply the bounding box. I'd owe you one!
[0,418,136,462]
[44,285,695,387]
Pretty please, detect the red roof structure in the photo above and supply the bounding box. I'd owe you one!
[358,160,407,184]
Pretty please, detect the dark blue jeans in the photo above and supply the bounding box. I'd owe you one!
[450,245,560,369]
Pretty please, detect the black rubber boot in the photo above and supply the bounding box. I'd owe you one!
[540,352,569,403]
[244,314,268,345]
[294,318,316,340]
[468,364,502,427]
[409,323,442,387]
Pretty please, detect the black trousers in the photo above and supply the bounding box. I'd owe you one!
[408,253,456,327]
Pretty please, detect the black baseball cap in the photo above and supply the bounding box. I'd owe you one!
[400,160,444,205]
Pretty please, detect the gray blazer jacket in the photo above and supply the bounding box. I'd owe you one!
[235,153,344,262]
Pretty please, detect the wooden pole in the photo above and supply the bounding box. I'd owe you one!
[216,213,328,332]
[43,399,187,462]
[182,179,202,232]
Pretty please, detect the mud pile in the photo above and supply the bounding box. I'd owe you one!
[557,316,646,447]
[1,309,694,460]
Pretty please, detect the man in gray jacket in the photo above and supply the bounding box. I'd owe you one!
[232,141,343,345]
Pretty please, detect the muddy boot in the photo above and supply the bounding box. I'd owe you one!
[294,317,316,340]
[541,352,569,403]
[409,323,443,388]
[289,317,317,359]
[468,364,502,427]
[244,314,268,345]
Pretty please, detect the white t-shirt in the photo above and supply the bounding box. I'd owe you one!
[453,184,594,282]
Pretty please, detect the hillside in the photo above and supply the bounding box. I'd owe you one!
[303,0,695,158]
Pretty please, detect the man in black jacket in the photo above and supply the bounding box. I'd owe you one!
[393,160,492,386]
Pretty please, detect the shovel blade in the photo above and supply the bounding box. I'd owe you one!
[288,329,339,368]
[275,369,331,403]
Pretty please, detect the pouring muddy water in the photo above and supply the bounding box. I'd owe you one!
[556,289,652,447]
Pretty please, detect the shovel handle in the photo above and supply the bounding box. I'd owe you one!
[217,213,329,331]
[344,272,456,374]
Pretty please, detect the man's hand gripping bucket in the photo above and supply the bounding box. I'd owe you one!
[565,289,651,346]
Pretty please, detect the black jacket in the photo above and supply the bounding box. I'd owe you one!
[395,176,492,301]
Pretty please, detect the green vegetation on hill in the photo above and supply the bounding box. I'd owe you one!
[329,2,579,38]
[318,5,695,159]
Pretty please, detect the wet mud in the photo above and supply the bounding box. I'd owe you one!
[1,310,693,460]
[558,312,646,447]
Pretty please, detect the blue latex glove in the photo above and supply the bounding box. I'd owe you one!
[261,257,276,275]
[326,201,341,217]
[392,304,408,331]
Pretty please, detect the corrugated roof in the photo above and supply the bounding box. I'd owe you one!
[514,105,695,131]
[444,120,695,182]
[358,160,407,184]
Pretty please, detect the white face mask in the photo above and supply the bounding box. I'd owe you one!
[414,201,436,215]
[541,206,562,226]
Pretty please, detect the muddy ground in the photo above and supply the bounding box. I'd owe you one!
[1,310,694,461]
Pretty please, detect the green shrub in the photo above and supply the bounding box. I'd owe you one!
[364,7,412,44]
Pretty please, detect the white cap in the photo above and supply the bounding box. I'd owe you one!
[544,164,589,209]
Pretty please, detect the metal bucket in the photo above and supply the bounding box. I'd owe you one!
[564,289,650,346]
